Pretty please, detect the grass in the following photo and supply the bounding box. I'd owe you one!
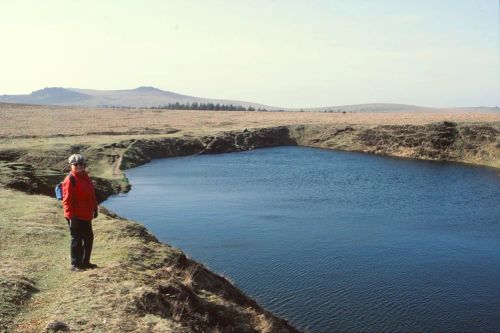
[0,103,498,332]
[1,103,499,140]
[0,188,298,332]
[0,188,153,331]
[0,189,68,331]
[0,189,177,332]
[171,296,190,321]
[182,266,199,288]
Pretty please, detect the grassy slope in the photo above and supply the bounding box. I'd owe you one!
[0,188,169,332]
[0,189,67,331]
[1,188,295,333]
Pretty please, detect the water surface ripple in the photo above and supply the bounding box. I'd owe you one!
[104,147,500,333]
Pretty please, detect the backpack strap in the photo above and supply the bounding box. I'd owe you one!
[69,173,76,187]
[67,173,77,211]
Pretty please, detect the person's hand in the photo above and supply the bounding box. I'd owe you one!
[93,209,98,219]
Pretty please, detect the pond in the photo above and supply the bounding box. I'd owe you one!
[104,146,500,332]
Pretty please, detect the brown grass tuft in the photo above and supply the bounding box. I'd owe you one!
[182,266,199,288]
[171,296,190,322]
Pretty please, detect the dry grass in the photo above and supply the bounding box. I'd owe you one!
[0,189,67,331]
[0,103,498,139]
[0,188,299,332]
[255,314,274,333]
[182,266,199,288]
[171,296,190,321]
[0,188,178,332]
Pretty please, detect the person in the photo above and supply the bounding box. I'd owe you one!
[62,154,99,272]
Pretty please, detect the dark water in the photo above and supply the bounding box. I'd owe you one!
[104,147,500,333]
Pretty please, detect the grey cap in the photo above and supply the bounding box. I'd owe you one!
[68,154,85,165]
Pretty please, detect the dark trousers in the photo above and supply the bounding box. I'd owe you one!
[67,218,94,267]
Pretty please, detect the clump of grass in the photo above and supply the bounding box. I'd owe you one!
[255,314,275,333]
[0,274,37,331]
[182,266,198,288]
[172,296,190,321]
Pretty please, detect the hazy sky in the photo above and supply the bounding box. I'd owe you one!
[1,0,498,107]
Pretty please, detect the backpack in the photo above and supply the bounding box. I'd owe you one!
[55,174,76,200]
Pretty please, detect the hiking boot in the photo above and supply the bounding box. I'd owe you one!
[82,263,98,269]
[71,265,85,272]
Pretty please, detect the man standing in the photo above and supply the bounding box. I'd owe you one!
[62,154,99,272]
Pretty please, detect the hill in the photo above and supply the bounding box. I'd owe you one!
[2,87,499,113]
[0,87,274,110]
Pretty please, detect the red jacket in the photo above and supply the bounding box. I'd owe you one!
[62,170,98,221]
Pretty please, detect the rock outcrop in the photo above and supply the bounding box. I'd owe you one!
[289,122,499,168]
[0,122,498,204]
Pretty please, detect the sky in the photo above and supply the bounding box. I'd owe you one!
[0,0,498,108]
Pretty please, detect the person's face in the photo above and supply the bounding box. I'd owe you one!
[71,162,86,174]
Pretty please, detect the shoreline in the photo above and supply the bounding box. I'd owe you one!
[1,119,498,332]
[106,142,500,333]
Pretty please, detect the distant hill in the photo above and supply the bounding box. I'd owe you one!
[1,86,498,113]
[299,103,430,113]
[295,103,499,113]
[0,87,91,105]
[0,86,274,110]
